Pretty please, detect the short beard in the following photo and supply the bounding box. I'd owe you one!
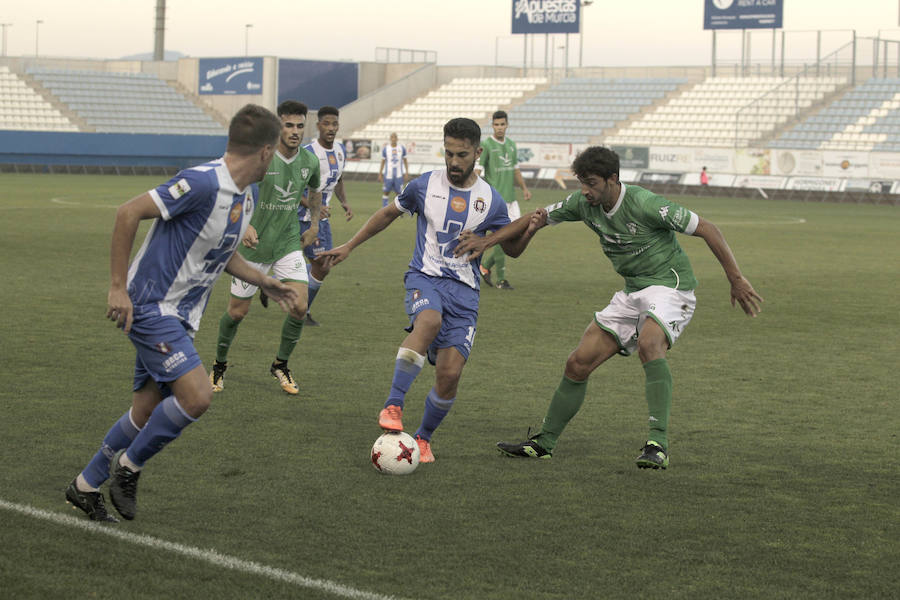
[447,161,474,187]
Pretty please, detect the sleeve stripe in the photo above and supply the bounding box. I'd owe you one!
[148,188,171,221]
[684,211,699,235]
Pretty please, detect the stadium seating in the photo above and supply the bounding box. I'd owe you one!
[0,66,78,131]
[348,77,547,142]
[27,67,226,135]
[606,76,845,148]
[504,77,688,143]
[769,77,900,152]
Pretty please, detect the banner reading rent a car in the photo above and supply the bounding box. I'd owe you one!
[704,0,783,30]
[512,0,580,34]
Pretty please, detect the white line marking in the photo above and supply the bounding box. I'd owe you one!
[714,217,806,226]
[0,498,410,600]
[50,197,118,209]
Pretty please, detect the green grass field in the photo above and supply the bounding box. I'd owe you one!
[1,174,898,599]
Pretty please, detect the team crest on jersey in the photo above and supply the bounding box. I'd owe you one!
[450,196,466,212]
[627,222,638,235]
[301,168,309,179]
[474,198,486,213]
[168,178,191,200]
[155,342,171,354]
[230,200,243,223]
[328,155,337,165]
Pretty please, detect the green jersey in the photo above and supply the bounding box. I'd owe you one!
[240,148,320,264]
[479,136,518,203]
[546,183,699,293]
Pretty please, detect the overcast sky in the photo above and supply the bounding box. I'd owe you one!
[3,1,900,66]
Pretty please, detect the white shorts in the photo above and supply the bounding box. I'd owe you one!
[594,285,696,356]
[507,200,521,221]
[230,251,308,299]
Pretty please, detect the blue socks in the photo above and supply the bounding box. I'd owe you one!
[82,410,141,489]
[306,275,322,310]
[415,388,455,441]
[125,396,196,467]
[385,348,425,408]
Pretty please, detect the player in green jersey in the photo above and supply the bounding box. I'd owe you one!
[455,146,762,469]
[209,100,323,396]
[477,110,531,289]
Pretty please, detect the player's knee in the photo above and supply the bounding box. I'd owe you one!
[637,333,668,363]
[180,387,212,419]
[413,310,442,338]
[564,352,593,381]
[228,302,249,322]
[289,299,308,321]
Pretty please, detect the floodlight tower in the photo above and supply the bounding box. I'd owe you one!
[153,0,166,61]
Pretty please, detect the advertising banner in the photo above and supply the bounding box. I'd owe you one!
[733,174,786,189]
[704,0,783,30]
[406,141,445,162]
[512,0,580,34]
[823,151,869,178]
[870,152,900,179]
[844,179,896,193]
[774,149,824,176]
[198,57,263,95]
[344,139,373,161]
[734,147,772,175]
[611,146,649,169]
[785,177,844,192]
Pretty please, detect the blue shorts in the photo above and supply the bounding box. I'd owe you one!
[300,219,333,261]
[383,177,403,195]
[127,313,202,396]
[403,271,479,360]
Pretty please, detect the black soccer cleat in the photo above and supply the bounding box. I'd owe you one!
[108,449,141,520]
[479,265,493,287]
[65,479,119,522]
[496,279,514,290]
[497,432,552,459]
[635,441,669,469]
[304,313,320,327]
[209,360,227,393]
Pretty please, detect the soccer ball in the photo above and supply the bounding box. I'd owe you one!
[371,431,420,475]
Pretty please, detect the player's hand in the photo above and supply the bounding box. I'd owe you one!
[377,173,383,182]
[342,205,354,221]
[527,208,548,233]
[522,188,532,202]
[320,205,331,220]
[259,278,299,313]
[107,286,134,333]
[453,230,490,261]
[242,225,259,249]
[319,244,351,268]
[301,225,318,249]
[730,276,764,317]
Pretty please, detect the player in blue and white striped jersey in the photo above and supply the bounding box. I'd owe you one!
[65,105,298,522]
[322,118,543,464]
[295,105,354,326]
[379,132,408,207]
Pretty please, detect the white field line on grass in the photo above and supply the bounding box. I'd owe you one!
[0,499,412,600]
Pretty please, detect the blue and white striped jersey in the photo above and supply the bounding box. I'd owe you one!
[298,139,346,222]
[382,143,407,179]
[396,169,510,290]
[128,158,256,332]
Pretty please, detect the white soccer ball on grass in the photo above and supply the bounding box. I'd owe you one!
[371,431,420,475]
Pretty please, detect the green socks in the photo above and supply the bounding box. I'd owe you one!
[643,358,672,451]
[538,376,588,451]
[277,315,305,362]
[490,245,506,281]
[216,312,240,363]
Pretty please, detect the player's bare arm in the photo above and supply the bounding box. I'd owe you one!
[320,203,403,267]
[241,224,259,249]
[692,217,764,317]
[455,209,546,261]
[515,168,532,202]
[335,178,353,220]
[225,252,298,312]
[301,190,322,248]
[378,159,385,182]
[108,192,162,333]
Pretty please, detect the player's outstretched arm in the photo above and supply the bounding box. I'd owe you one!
[335,178,353,220]
[692,217,764,317]
[225,252,298,312]
[301,191,322,248]
[320,203,403,267]
[455,209,547,261]
[108,192,162,333]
